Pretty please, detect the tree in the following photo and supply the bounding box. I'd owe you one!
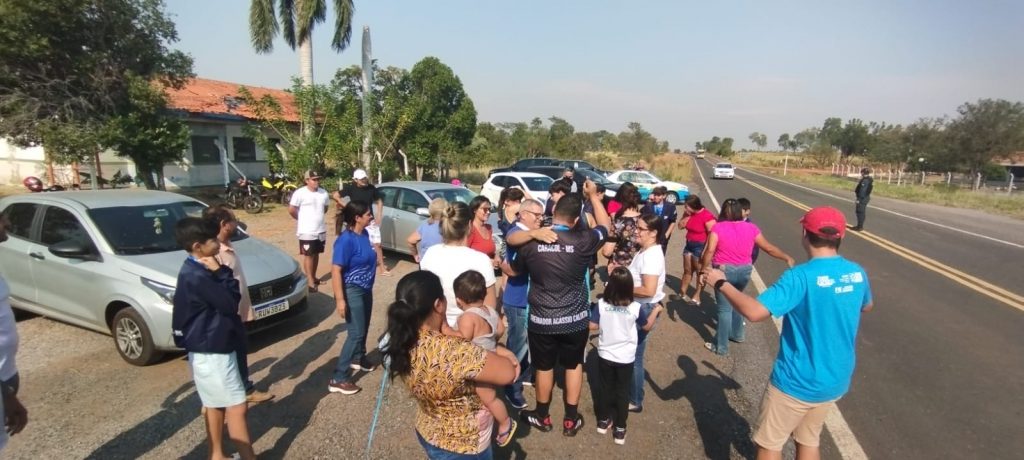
[837,118,871,157]
[793,128,820,151]
[778,133,791,151]
[820,117,843,149]
[402,57,477,179]
[946,99,1024,183]
[748,132,767,150]
[548,116,577,156]
[249,0,355,88]
[0,0,193,184]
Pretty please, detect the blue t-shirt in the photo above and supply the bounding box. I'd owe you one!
[332,229,377,290]
[502,225,529,308]
[417,220,443,257]
[758,256,873,402]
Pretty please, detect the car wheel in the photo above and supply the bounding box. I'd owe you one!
[666,192,679,205]
[243,195,264,214]
[112,307,161,366]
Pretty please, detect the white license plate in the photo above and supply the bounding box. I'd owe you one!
[254,299,289,320]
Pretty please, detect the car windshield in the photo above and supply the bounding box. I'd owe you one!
[522,176,554,191]
[717,163,733,168]
[426,188,478,204]
[576,169,610,184]
[88,201,247,255]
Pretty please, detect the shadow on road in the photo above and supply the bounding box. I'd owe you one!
[647,356,755,460]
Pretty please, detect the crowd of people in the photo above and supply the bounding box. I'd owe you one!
[51,165,872,460]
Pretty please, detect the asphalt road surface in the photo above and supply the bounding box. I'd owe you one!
[695,158,1024,459]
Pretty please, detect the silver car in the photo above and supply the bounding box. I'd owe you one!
[375,181,499,255]
[0,190,308,366]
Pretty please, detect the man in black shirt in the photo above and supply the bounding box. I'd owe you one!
[333,169,391,275]
[512,180,611,436]
[852,167,873,231]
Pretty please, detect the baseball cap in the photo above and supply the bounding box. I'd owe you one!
[800,206,846,239]
[303,170,321,180]
[353,169,368,180]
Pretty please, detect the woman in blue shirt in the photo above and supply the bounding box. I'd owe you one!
[406,197,447,265]
[328,200,378,395]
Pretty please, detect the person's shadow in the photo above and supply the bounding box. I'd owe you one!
[647,356,755,460]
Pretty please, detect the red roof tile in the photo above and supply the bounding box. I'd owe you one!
[163,77,300,122]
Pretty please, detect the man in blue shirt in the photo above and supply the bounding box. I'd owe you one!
[704,206,873,460]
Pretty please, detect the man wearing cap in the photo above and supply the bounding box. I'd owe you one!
[289,170,330,291]
[852,167,873,231]
[334,169,390,276]
[703,207,873,460]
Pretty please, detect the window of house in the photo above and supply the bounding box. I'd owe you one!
[233,137,257,162]
[190,136,221,164]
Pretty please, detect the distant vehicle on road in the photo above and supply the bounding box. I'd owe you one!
[696,150,706,159]
[481,172,553,206]
[605,170,689,204]
[713,163,736,179]
[0,190,308,365]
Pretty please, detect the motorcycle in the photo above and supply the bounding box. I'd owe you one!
[22,176,66,192]
[259,173,299,205]
[225,176,264,214]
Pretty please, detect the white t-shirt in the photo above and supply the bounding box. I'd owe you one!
[630,245,666,304]
[420,244,497,328]
[594,299,641,364]
[289,186,329,237]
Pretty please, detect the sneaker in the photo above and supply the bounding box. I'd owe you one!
[350,359,377,372]
[596,419,613,435]
[562,415,584,437]
[520,409,553,432]
[245,390,275,403]
[507,392,528,410]
[327,379,361,395]
[628,403,643,413]
[522,379,534,387]
[613,427,627,445]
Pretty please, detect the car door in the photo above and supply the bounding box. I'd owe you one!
[376,186,400,250]
[30,204,105,325]
[0,202,42,305]
[393,189,430,255]
[482,175,505,204]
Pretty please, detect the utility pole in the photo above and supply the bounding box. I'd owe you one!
[360,26,374,173]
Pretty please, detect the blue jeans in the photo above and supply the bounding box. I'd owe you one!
[333,285,373,382]
[502,304,531,400]
[713,264,753,355]
[630,302,657,408]
[417,431,493,460]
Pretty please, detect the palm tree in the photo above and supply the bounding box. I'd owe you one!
[249,0,355,87]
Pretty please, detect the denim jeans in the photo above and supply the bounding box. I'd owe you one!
[502,304,531,400]
[713,264,753,355]
[630,302,657,408]
[417,431,493,460]
[333,285,373,382]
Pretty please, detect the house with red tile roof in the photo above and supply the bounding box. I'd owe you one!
[1,77,299,188]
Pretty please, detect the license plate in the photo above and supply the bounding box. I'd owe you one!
[254,299,289,320]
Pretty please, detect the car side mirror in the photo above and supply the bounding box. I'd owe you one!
[237,220,248,231]
[49,239,101,262]
[415,207,430,217]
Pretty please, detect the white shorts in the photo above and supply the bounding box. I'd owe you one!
[367,220,382,245]
[189,351,246,408]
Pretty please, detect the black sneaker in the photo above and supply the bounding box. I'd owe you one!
[350,358,376,372]
[596,419,612,435]
[562,415,584,437]
[520,409,553,432]
[506,392,528,410]
[613,427,627,445]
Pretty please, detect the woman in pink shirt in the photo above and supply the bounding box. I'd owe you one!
[700,199,795,356]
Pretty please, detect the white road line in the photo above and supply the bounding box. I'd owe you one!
[738,167,1024,249]
[696,159,869,460]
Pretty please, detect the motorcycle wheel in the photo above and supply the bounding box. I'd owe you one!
[226,190,241,208]
[281,188,295,205]
[243,194,264,214]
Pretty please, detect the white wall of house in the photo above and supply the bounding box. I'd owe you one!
[1,139,136,187]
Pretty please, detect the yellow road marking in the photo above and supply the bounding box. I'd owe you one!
[740,176,1024,312]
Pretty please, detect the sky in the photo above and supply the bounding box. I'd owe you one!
[166,0,1024,150]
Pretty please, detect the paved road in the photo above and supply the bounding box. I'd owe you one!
[696,158,1024,459]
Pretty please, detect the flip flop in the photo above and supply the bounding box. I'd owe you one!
[378,268,393,277]
[495,419,518,447]
[308,284,319,293]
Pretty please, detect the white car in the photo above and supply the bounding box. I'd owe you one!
[713,163,736,179]
[605,170,689,204]
[481,172,552,207]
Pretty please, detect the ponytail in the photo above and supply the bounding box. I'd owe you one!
[382,271,445,379]
[439,201,472,243]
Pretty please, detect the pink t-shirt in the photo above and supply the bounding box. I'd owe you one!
[711,221,761,265]
[684,208,715,243]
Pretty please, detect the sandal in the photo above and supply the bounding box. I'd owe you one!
[308,284,319,293]
[495,419,518,447]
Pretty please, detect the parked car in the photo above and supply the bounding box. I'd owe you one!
[605,170,690,204]
[527,166,619,200]
[487,157,609,177]
[713,163,736,179]
[0,190,308,366]
[481,172,553,206]
[375,182,502,256]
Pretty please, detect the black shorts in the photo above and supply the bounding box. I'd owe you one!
[298,238,325,255]
[528,329,589,371]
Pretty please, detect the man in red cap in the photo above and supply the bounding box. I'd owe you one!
[704,206,873,460]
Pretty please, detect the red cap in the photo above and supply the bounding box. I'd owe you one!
[800,206,846,239]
